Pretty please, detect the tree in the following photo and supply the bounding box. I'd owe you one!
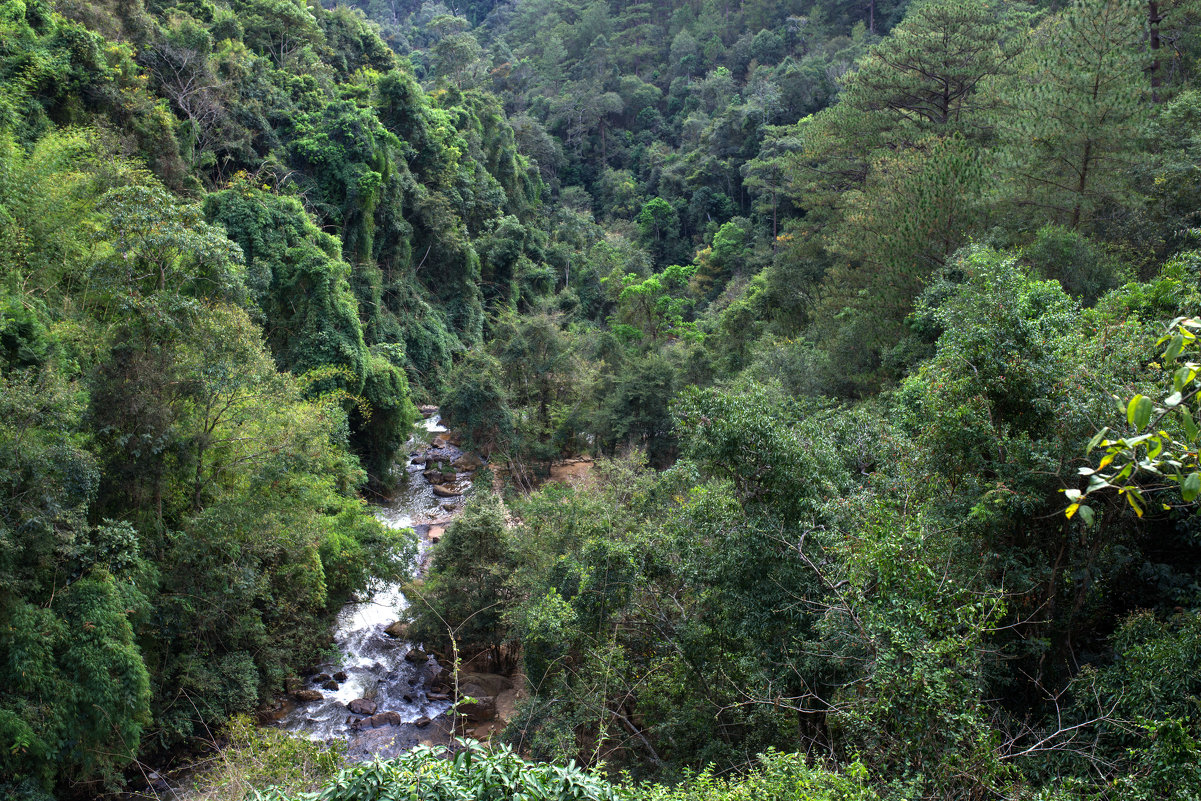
[742,126,800,242]
[635,196,679,265]
[433,29,483,87]
[441,349,515,455]
[0,357,152,796]
[692,217,749,299]
[141,13,234,169]
[610,264,698,343]
[91,184,243,306]
[203,185,370,399]
[1071,303,1201,523]
[491,310,578,457]
[240,0,324,67]
[404,491,516,670]
[786,0,1025,212]
[818,134,986,351]
[991,0,1148,229]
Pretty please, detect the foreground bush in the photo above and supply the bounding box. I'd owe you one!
[251,741,873,801]
[188,717,346,801]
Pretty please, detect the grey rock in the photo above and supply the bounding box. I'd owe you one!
[348,698,377,716]
[457,695,497,722]
[369,711,402,728]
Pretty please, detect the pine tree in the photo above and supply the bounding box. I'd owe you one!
[992,0,1149,229]
[788,0,1027,212]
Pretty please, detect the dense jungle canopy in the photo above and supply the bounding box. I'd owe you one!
[3,0,1201,799]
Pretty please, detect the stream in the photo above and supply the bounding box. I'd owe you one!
[277,412,470,758]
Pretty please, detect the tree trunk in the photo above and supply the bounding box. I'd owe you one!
[1148,1,1163,102]
[771,191,778,249]
[1070,138,1093,229]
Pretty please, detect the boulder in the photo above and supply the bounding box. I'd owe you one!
[418,405,439,418]
[258,700,294,724]
[431,484,460,498]
[452,453,484,471]
[292,689,323,703]
[446,673,513,723]
[457,695,497,722]
[371,711,402,728]
[284,676,304,695]
[353,710,402,730]
[347,698,377,716]
[440,502,458,512]
[322,680,339,691]
[415,716,432,728]
[422,469,444,483]
[310,673,331,684]
[404,648,428,663]
[411,455,429,465]
[431,436,448,449]
[457,672,515,697]
[333,671,348,682]
[427,692,450,702]
[384,621,410,639]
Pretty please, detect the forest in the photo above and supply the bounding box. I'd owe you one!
[2,0,1201,798]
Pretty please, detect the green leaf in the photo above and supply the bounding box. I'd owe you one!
[1164,333,1185,361]
[1184,409,1198,442]
[1183,472,1201,502]
[1125,489,1144,518]
[1128,395,1153,429]
[1076,505,1094,526]
[1086,427,1109,455]
[1148,436,1164,461]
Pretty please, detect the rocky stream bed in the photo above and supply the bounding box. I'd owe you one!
[270,409,516,760]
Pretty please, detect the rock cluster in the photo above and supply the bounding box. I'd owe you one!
[424,667,514,724]
[408,409,487,502]
[351,711,402,730]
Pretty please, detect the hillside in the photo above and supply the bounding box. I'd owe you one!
[3,0,1201,799]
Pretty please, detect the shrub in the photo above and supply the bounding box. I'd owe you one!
[187,716,344,801]
[252,741,873,801]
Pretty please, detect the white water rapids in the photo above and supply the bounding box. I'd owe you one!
[278,414,465,747]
